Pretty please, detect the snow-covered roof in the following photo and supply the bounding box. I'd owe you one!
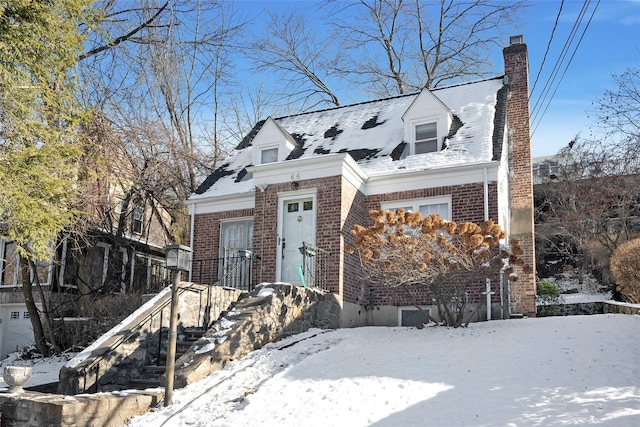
[191,76,506,200]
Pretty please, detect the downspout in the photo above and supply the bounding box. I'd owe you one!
[483,167,492,320]
[188,202,195,282]
[257,184,268,283]
[483,167,489,221]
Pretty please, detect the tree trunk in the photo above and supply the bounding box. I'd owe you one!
[30,259,61,354]
[20,262,50,356]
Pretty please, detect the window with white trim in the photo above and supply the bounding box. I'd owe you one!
[1,239,53,287]
[414,122,438,154]
[220,219,254,252]
[261,147,278,164]
[382,196,451,221]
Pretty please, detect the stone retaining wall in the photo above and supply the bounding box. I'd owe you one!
[58,284,245,395]
[0,389,163,427]
[169,283,341,388]
[0,284,339,426]
[536,302,604,317]
[537,301,640,317]
[603,301,640,315]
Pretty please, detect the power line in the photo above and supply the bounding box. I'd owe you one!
[531,0,600,137]
[531,0,565,98]
[531,0,589,122]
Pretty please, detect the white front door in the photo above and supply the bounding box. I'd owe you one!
[0,305,35,359]
[278,197,315,284]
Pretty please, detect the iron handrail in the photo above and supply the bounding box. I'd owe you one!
[300,242,329,291]
[74,283,205,393]
[74,255,255,393]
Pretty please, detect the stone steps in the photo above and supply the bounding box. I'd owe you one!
[128,327,207,390]
[128,378,162,389]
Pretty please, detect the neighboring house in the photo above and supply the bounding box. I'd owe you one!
[532,156,560,184]
[0,161,173,359]
[186,36,536,327]
[533,152,640,282]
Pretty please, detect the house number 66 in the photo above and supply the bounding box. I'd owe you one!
[290,173,300,181]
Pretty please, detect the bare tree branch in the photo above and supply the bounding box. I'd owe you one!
[78,1,170,61]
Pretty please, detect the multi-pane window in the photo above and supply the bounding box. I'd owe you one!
[132,205,144,235]
[419,202,449,220]
[383,197,451,221]
[220,219,254,252]
[261,148,278,164]
[415,122,438,154]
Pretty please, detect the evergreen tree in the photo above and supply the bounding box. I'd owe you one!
[0,0,95,355]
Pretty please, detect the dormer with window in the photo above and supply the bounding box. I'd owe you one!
[402,88,453,156]
[252,117,297,166]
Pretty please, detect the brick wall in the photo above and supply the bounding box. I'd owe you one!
[251,177,344,289]
[341,179,368,304]
[358,182,501,306]
[193,180,512,318]
[192,178,502,308]
[191,208,253,285]
[504,39,537,316]
[316,176,345,294]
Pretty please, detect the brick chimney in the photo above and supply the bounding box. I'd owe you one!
[503,35,536,317]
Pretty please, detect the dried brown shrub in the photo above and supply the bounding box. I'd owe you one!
[349,210,528,327]
[610,238,640,303]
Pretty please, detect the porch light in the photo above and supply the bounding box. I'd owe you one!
[237,249,253,259]
[165,244,191,271]
[164,244,191,407]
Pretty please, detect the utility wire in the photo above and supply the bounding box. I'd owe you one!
[531,0,565,98]
[531,0,589,122]
[532,0,599,137]
[531,0,600,137]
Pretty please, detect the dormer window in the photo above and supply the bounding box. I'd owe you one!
[415,122,438,154]
[261,147,278,164]
[401,87,453,157]
[252,117,296,166]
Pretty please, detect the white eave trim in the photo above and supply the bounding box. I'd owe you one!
[365,161,500,196]
[186,158,500,214]
[248,153,369,192]
[185,191,255,215]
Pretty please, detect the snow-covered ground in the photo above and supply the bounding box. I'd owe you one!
[543,271,613,304]
[0,351,73,389]
[120,314,640,427]
[0,293,636,426]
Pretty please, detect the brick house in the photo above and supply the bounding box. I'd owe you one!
[0,157,173,358]
[186,36,536,327]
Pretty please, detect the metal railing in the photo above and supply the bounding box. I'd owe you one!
[191,250,255,292]
[74,283,207,394]
[70,252,256,394]
[299,242,329,291]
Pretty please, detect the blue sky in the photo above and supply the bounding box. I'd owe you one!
[522,0,640,157]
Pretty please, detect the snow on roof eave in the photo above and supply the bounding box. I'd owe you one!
[248,152,365,176]
[185,186,256,205]
[248,152,370,190]
[368,159,501,181]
